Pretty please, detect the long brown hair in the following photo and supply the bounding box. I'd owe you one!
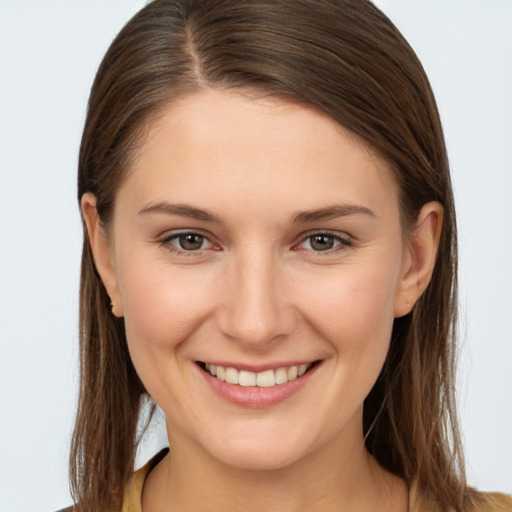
[73,1,468,510]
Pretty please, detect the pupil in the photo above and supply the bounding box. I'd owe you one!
[179,233,203,250]
[311,235,334,251]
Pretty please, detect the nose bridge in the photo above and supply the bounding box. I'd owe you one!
[218,245,294,347]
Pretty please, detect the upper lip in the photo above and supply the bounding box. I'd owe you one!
[197,360,321,373]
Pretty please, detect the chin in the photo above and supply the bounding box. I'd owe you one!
[209,442,307,471]
[191,420,326,472]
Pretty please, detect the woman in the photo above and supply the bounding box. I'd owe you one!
[68,0,511,511]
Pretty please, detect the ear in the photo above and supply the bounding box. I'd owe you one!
[81,193,124,317]
[394,201,443,318]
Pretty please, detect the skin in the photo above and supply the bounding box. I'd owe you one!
[83,88,442,511]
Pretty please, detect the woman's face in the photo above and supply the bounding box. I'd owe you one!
[89,89,418,470]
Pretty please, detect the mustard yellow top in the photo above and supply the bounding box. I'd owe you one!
[121,452,512,512]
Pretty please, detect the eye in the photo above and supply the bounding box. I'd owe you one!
[160,231,216,252]
[297,232,352,252]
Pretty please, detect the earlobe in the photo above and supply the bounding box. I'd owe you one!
[81,193,124,317]
[394,201,443,318]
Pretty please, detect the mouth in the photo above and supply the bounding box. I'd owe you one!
[198,360,321,388]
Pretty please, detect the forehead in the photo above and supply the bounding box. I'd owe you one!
[119,88,399,222]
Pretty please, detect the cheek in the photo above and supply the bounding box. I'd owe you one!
[116,253,217,361]
[299,266,398,420]
[299,264,397,348]
[115,255,221,413]
[295,260,399,407]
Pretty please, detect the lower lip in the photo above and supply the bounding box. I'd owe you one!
[198,364,320,408]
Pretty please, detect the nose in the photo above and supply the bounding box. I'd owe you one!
[216,249,296,349]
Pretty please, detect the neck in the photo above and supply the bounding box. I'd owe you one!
[142,418,408,512]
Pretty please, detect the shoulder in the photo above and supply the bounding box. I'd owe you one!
[54,449,169,512]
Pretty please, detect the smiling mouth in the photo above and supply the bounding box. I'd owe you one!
[198,361,320,388]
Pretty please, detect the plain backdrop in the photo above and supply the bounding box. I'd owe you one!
[0,1,511,511]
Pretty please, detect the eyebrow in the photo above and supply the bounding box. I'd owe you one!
[292,204,375,223]
[138,202,222,223]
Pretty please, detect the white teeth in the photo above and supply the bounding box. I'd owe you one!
[274,367,288,385]
[225,367,239,385]
[256,369,275,387]
[287,366,298,381]
[239,370,256,387]
[204,362,313,387]
[216,366,226,381]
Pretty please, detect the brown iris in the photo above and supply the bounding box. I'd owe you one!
[178,233,205,250]
[310,234,335,251]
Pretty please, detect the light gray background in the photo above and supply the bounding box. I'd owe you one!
[0,1,510,511]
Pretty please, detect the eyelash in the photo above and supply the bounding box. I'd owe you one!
[158,230,353,255]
